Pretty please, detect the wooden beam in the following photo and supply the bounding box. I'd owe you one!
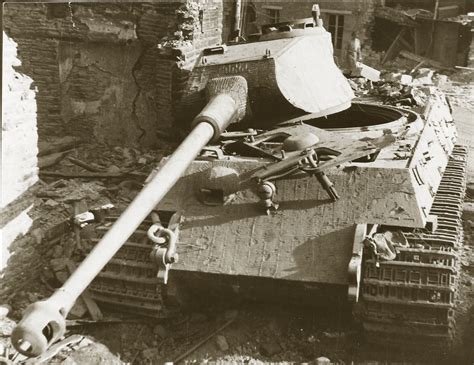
[66,260,103,321]
[410,60,425,74]
[398,32,414,52]
[375,7,417,27]
[382,28,407,64]
[400,50,450,69]
[434,0,440,20]
[413,27,419,54]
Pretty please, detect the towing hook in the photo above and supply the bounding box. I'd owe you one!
[147,224,178,264]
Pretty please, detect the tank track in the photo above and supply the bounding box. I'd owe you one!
[85,218,164,317]
[359,145,468,348]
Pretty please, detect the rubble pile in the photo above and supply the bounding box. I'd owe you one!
[361,47,416,72]
[349,66,474,110]
[0,141,174,363]
[2,140,172,284]
[38,138,173,177]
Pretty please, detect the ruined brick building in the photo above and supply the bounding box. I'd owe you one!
[241,0,470,64]
[2,2,228,147]
[1,1,232,269]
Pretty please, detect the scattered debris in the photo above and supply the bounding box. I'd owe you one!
[348,64,466,110]
[38,137,82,157]
[141,348,160,362]
[69,297,88,319]
[315,356,331,364]
[39,171,145,179]
[67,156,104,173]
[50,257,67,272]
[0,305,11,319]
[44,199,60,207]
[66,260,103,321]
[107,165,122,174]
[463,203,474,221]
[39,150,73,169]
[412,68,434,85]
[353,62,381,81]
[224,309,239,320]
[153,324,167,339]
[215,335,230,351]
[322,331,346,339]
[172,319,235,363]
[260,340,282,357]
[400,50,448,70]
[384,72,412,85]
[23,335,90,364]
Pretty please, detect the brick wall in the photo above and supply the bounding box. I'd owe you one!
[161,0,229,126]
[3,2,233,146]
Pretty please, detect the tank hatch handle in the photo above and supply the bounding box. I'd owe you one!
[203,45,227,56]
[200,146,225,160]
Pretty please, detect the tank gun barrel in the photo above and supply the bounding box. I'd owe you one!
[11,89,242,357]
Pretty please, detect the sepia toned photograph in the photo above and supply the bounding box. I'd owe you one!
[1,0,473,363]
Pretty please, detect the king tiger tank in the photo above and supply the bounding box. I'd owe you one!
[13,15,467,357]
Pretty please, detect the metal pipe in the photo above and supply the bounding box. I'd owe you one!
[233,0,242,41]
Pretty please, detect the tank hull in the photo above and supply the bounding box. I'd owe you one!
[86,96,467,349]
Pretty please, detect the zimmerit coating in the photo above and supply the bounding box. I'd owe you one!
[205,76,249,121]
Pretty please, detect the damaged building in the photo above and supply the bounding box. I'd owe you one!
[374,0,473,67]
[239,0,472,68]
[1,2,230,269]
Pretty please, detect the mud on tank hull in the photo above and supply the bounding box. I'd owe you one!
[87,94,467,349]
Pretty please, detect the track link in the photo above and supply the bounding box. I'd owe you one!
[359,145,468,348]
[86,218,163,317]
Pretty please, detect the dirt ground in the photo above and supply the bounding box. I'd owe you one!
[1,70,473,365]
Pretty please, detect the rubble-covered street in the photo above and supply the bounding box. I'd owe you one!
[2,2,474,365]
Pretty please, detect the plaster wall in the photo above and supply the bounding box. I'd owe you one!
[1,32,38,208]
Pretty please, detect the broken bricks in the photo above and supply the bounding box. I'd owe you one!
[153,324,167,339]
[215,335,230,352]
[353,62,381,82]
[259,340,282,357]
[384,72,412,85]
[315,356,331,364]
[0,305,11,319]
